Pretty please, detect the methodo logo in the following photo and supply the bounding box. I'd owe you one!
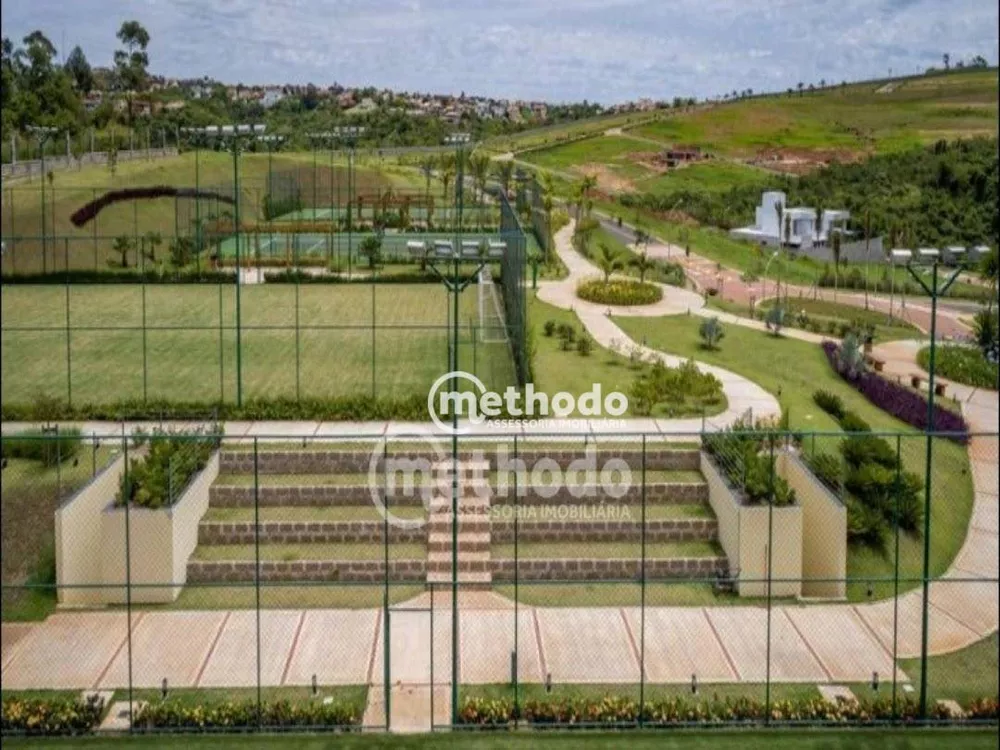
[427,371,628,435]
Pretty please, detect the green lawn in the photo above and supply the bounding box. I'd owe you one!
[8,730,999,750]
[635,161,772,196]
[759,297,923,343]
[613,314,975,602]
[902,633,999,706]
[529,296,727,419]
[0,283,516,405]
[917,345,998,390]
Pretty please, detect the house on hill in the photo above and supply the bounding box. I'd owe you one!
[731,191,851,248]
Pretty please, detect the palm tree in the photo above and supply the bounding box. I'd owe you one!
[469,153,490,208]
[630,250,655,283]
[493,160,514,198]
[980,246,998,314]
[831,229,843,302]
[575,174,598,220]
[595,241,623,283]
[862,209,872,310]
[439,154,456,204]
[774,200,784,248]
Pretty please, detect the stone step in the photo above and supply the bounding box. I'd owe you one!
[425,570,492,590]
[427,531,491,553]
[198,520,425,546]
[490,518,719,544]
[426,551,491,573]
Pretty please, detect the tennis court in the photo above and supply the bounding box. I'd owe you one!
[215,232,509,262]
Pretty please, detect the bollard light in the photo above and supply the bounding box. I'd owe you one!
[161,677,168,699]
[545,672,552,693]
[872,671,880,692]
[691,674,698,695]
[312,673,318,696]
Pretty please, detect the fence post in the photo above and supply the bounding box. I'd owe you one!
[218,284,225,403]
[254,437,262,730]
[892,434,902,722]
[513,434,520,718]
[639,434,646,727]
[123,429,134,734]
[64,281,72,406]
[382,439,391,730]
[764,434,775,725]
[141,283,148,402]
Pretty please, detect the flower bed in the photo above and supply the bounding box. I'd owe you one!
[577,278,663,306]
[701,417,797,506]
[1,695,105,736]
[133,699,361,730]
[457,694,999,726]
[821,341,968,440]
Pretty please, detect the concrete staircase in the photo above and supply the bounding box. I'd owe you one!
[426,461,492,591]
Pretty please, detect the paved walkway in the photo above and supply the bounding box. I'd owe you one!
[597,215,971,340]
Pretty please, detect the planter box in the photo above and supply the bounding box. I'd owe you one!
[776,451,847,599]
[700,453,802,598]
[100,452,220,604]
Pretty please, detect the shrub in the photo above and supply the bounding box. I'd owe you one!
[702,417,796,506]
[116,426,221,509]
[628,359,723,417]
[1,695,105,735]
[134,699,360,730]
[838,411,872,434]
[812,390,845,420]
[1,428,82,467]
[764,305,785,336]
[576,334,593,356]
[576,278,663,306]
[542,320,557,337]
[457,693,991,726]
[847,497,889,547]
[840,434,898,470]
[698,316,725,350]
[807,452,843,493]
[822,341,968,440]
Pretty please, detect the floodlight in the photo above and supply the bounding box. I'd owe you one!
[434,240,455,258]
[890,249,913,264]
[258,134,285,143]
[26,125,59,137]
[406,240,427,258]
[460,240,482,259]
[944,246,966,264]
[444,133,471,145]
[972,245,991,258]
[917,247,940,261]
[333,126,366,139]
[487,241,506,258]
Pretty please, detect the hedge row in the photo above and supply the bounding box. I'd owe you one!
[821,341,968,440]
[458,694,999,726]
[1,695,105,736]
[0,395,429,423]
[134,699,360,730]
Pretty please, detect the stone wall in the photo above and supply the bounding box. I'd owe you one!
[491,518,717,543]
[186,558,425,583]
[218,448,701,474]
[490,557,727,581]
[199,520,424,545]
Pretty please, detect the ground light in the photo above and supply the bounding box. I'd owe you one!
[181,124,266,407]
[889,244,986,718]
[26,125,59,270]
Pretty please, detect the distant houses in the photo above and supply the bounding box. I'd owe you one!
[731,191,850,248]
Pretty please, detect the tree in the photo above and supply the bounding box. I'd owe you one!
[594,241,623,283]
[797,82,804,96]
[65,46,93,94]
[943,53,950,70]
[774,199,784,247]
[438,154,456,205]
[111,235,134,268]
[698,316,725,350]
[980,246,998,314]
[862,209,872,310]
[575,173,597,220]
[114,20,151,125]
[469,153,490,210]
[765,305,785,337]
[493,160,514,197]
[359,234,383,269]
[629,250,655,283]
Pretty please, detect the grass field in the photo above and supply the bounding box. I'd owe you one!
[0,283,516,406]
[520,135,657,183]
[758,297,923,343]
[612,314,975,602]
[4,730,999,749]
[635,161,773,196]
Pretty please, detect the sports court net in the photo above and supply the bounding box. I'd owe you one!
[478,266,509,344]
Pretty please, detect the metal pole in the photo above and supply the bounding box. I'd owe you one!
[764,435,775,723]
[141,284,148,402]
[40,138,48,269]
[917,262,938,719]
[513,434,519,715]
[254,437,262,728]
[639,434,647,726]
[892,434,902,721]
[123,432,134,732]
[382,439,390,730]
[64,281,72,405]
[234,143,244,407]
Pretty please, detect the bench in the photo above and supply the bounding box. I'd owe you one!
[934,382,947,398]
[910,374,922,389]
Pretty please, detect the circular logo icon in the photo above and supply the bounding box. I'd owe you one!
[426,370,489,435]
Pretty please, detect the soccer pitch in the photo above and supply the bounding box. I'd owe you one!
[1,283,516,406]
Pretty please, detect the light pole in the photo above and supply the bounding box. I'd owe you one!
[257,135,286,269]
[441,131,472,728]
[890,245,985,720]
[762,250,779,304]
[178,128,206,258]
[188,124,266,407]
[333,126,366,275]
[27,125,59,270]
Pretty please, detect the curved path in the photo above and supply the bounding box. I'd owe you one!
[537,222,782,430]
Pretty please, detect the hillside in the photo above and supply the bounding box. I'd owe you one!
[514,69,998,197]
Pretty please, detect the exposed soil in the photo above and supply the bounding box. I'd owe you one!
[574,163,637,194]
[749,146,868,175]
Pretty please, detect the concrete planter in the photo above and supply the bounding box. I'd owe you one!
[54,450,219,606]
[101,452,220,604]
[700,452,802,598]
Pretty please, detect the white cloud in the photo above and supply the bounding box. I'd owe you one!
[1,0,996,102]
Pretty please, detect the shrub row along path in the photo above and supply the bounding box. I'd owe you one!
[0,230,995,732]
[597,216,972,339]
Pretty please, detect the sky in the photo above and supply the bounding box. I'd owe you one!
[1,0,998,104]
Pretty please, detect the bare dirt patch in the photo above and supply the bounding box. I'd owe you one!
[750,146,868,175]
[574,163,637,194]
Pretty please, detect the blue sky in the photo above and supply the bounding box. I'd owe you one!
[1,0,997,103]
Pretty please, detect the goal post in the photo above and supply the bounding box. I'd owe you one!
[477,266,509,344]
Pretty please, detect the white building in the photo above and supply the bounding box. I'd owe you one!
[731,191,850,248]
[261,88,285,108]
